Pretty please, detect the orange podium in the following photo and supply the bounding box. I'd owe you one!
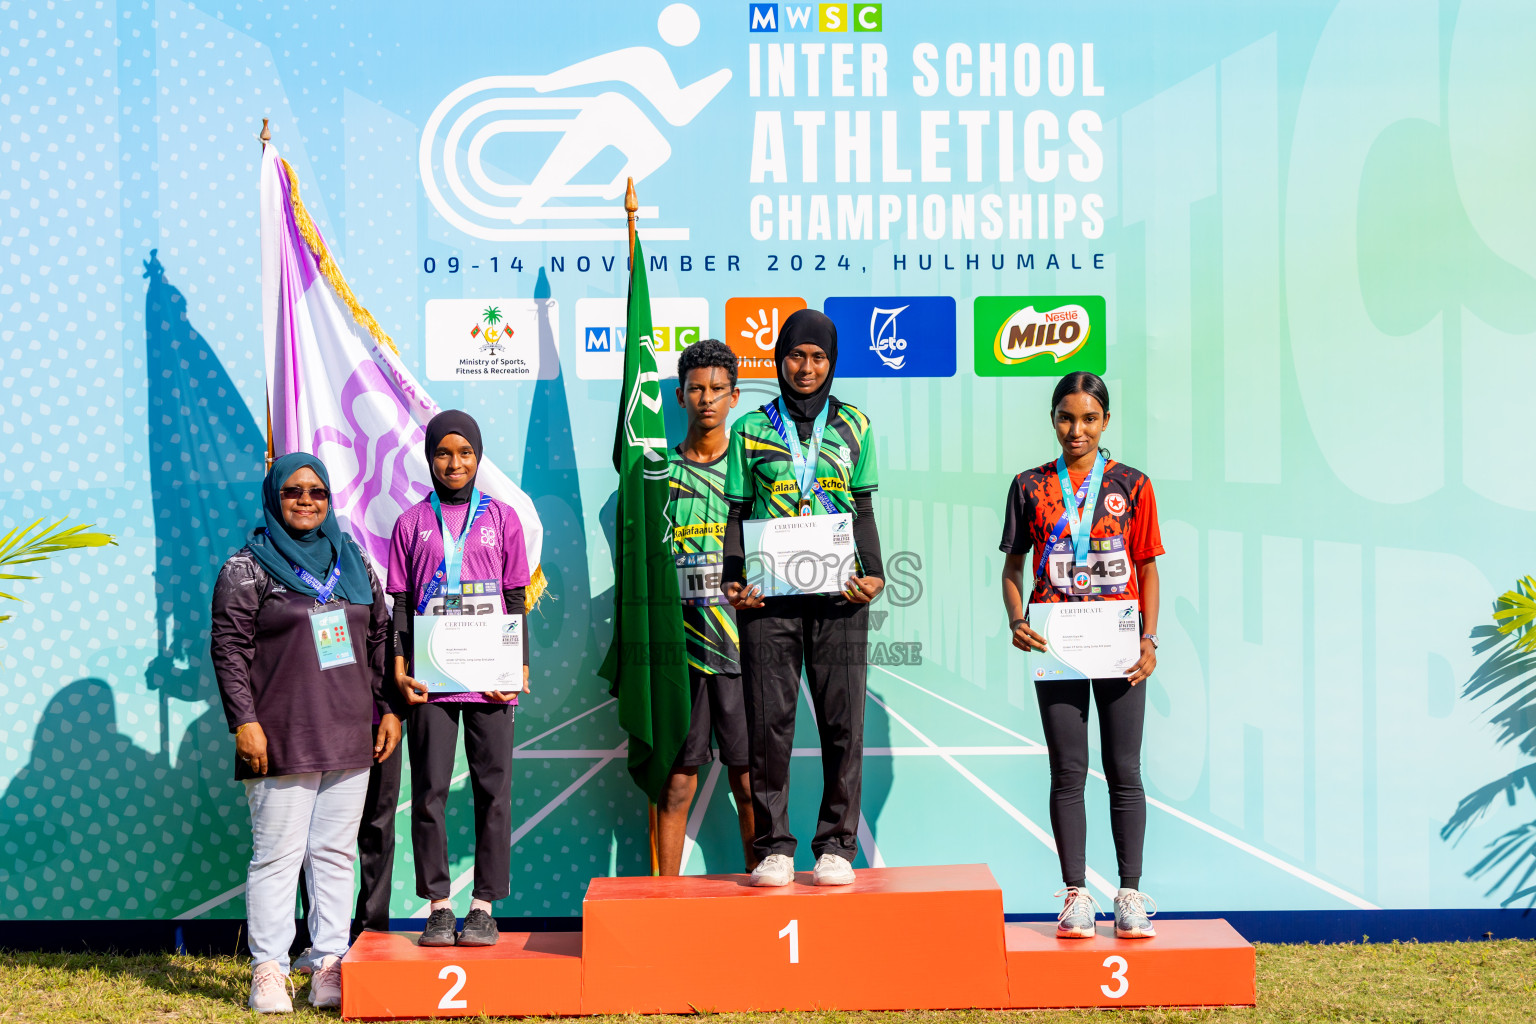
[581,863,1009,1013]
[1005,919,1256,1008]
[340,930,582,1019]
[338,866,1256,1018]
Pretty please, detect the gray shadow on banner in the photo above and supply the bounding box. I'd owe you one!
[136,250,262,917]
[0,678,244,924]
[511,267,654,902]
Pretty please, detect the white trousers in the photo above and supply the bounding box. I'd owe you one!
[244,768,369,970]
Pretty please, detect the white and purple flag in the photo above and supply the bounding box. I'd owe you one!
[259,143,544,594]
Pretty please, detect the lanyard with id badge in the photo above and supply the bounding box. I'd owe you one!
[290,561,357,670]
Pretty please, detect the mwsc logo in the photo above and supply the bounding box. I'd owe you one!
[749,4,883,32]
[574,297,710,380]
[972,295,1106,376]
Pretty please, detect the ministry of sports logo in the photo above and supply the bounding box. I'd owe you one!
[419,4,730,242]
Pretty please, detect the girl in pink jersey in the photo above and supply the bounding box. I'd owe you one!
[388,410,531,947]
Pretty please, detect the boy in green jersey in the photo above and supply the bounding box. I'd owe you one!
[657,339,756,874]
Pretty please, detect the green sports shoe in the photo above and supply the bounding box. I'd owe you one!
[1114,889,1157,938]
[1053,886,1099,938]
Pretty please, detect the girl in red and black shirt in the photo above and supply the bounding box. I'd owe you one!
[999,372,1164,940]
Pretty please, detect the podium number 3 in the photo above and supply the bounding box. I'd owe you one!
[778,919,800,964]
[438,965,467,1010]
[1100,955,1129,999]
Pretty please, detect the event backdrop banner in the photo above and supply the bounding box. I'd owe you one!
[2,0,1534,924]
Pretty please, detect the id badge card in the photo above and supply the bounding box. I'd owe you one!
[309,605,357,670]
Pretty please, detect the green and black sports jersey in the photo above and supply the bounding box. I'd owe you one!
[668,446,740,675]
[724,397,878,519]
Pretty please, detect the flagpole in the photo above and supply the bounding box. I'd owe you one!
[260,116,276,471]
[626,176,661,877]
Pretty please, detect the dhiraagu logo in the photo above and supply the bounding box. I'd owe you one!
[973,295,1106,376]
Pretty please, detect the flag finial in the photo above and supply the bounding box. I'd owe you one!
[625,177,638,259]
[259,117,271,151]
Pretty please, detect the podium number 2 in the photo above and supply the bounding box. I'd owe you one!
[438,965,467,1010]
[778,919,800,964]
[1100,955,1129,999]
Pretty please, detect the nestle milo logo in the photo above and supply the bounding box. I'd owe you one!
[973,295,1106,377]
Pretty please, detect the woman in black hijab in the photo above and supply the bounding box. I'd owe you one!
[386,410,534,948]
[211,453,397,1012]
[721,308,884,888]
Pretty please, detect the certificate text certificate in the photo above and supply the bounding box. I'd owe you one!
[742,514,857,597]
[414,613,525,693]
[1027,601,1141,681]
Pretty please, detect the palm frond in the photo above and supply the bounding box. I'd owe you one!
[0,518,118,623]
[1492,576,1536,653]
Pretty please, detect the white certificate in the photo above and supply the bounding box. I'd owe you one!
[413,613,524,693]
[742,514,857,597]
[1027,601,1141,681]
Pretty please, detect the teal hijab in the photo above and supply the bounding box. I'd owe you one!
[247,452,373,605]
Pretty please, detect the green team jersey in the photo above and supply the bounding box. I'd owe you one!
[668,445,740,675]
[724,397,879,519]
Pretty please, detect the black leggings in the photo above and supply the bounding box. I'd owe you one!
[1035,679,1146,890]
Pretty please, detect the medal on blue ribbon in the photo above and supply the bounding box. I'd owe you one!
[763,399,837,516]
[1054,452,1106,596]
[417,490,490,615]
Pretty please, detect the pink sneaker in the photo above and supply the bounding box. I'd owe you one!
[248,960,293,1014]
[309,954,342,1009]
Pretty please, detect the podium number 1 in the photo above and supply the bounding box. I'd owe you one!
[1100,955,1129,999]
[438,965,467,1010]
[778,919,800,963]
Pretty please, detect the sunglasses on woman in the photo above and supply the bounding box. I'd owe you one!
[279,486,330,501]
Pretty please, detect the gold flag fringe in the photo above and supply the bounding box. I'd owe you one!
[282,159,398,355]
[281,158,549,610]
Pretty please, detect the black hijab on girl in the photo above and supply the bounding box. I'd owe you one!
[774,308,838,423]
[423,409,484,505]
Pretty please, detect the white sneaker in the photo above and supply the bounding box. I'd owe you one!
[308,954,343,1009]
[1053,886,1099,938]
[812,853,855,886]
[1114,888,1157,938]
[249,960,293,1014]
[749,853,795,886]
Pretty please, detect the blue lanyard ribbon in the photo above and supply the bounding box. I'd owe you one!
[763,399,837,516]
[1036,453,1107,580]
[290,561,343,605]
[417,490,489,614]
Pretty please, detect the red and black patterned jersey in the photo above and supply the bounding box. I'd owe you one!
[998,457,1164,604]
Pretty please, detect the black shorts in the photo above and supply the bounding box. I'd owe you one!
[673,670,749,769]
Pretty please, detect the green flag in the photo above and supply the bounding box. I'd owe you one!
[598,236,691,802]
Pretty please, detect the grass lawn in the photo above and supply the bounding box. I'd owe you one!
[1,941,1532,1023]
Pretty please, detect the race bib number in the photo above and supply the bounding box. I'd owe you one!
[422,579,502,616]
[676,552,727,607]
[1046,536,1131,597]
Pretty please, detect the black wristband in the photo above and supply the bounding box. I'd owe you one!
[1010,617,1027,631]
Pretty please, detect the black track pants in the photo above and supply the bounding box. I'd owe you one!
[351,741,402,934]
[740,595,868,864]
[406,702,515,902]
[1035,679,1146,888]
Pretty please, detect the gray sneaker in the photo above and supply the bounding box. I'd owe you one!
[1054,886,1098,938]
[1114,889,1157,938]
